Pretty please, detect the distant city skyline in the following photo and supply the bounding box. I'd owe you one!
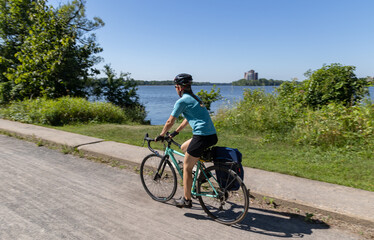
[244,70,258,81]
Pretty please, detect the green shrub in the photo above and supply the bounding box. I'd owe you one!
[278,64,370,109]
[0,82,12,104]
[291,102,374,147]
[123,104,150,125]
[0,97,132,125]
[215,88,374,147]
[214,89,294,135]
[276,64,371,116]
[276,80,307,118]
[304,64,369,107]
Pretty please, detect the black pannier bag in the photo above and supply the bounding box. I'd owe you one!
[211,146,244,191]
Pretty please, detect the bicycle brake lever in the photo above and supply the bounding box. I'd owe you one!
[143,133,149,147]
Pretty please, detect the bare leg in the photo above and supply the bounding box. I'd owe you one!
[180,138,191,153]
[180,138,199,200]
[183,152,199,200]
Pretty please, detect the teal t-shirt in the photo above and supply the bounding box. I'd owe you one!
[171,93,216,136]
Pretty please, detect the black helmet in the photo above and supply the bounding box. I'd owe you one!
[174,73,193,86]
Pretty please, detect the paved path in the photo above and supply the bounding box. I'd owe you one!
[0,135,362,239]
[0,119,373,229]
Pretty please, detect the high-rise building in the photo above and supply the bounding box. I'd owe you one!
[244,70,258,80]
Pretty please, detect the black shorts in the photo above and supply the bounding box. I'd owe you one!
[187,134,218,158]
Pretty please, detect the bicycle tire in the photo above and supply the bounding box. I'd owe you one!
[140,154,177,202]
[197,165,249,225]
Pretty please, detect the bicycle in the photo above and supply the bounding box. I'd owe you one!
[140,133,249,225]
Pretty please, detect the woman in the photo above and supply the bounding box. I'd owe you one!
[155,73,218,208]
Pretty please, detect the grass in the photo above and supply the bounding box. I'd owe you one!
[53,123,374,192]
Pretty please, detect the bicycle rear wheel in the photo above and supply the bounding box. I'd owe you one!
[197,165,249,225]
[140,154,177,202]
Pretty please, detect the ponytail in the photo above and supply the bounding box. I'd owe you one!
[182,89,205,108]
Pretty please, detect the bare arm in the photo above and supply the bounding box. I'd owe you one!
[175,118,189,133]
[160,115,177,136]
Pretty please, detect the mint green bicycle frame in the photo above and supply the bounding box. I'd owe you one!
[164,146,220,198]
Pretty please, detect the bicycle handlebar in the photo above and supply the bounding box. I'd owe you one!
[143,133,181,155]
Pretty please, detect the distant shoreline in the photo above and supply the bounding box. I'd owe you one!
[134,80,231,86]
[134,80,286,86]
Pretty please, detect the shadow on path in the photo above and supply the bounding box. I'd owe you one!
[184,207,329,238]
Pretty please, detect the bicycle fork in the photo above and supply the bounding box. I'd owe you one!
[153,155,169,181]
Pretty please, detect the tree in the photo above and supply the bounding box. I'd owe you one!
[304,63,369,107]
[277,63,370,110]
[92,65,141,108]
[0,0,35,102]
[196,85,222,113]
[90,64,147,123]
[0,0,104,103]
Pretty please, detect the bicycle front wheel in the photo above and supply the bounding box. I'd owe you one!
[140,154,177,202]
[197,165,249,225]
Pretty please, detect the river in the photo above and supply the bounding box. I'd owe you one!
[137,85,374,125]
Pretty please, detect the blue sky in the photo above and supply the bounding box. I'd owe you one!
[51,0,373,83]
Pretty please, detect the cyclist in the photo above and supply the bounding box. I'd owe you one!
[155,73,218,208]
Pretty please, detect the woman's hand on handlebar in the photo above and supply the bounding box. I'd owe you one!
[154,132,177,142]
[146,132,181,149]
[155,135,164,142]
[169,131,179,138]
